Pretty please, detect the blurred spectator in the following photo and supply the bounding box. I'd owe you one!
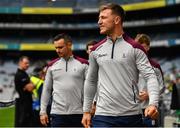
[169,65,177,84]
[175,73,180,124]
[170,72,180,127]
[170,73,180,112]
[30,66,46,126]
[14,56,35,127]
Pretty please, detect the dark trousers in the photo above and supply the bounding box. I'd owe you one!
[32,110,43,127]
[50,114,83,127]
[142,116,157,127]
[92,114,143,127]
[15,99,33,127]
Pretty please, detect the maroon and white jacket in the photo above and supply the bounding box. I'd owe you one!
[83,34,159,116]
[40,56,88,115]
[138,58,165,109]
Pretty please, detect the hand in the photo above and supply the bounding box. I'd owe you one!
[90,103,96,116]
[40,114,49,126]
[139,91,149,101]
[81,112,91,128]
[23,83,35,92]
[144,105,159,120]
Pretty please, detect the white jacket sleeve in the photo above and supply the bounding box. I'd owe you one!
[40,67,53,115]
[135,49,159,107]
[154,67,165,95]
[83,52,98,112]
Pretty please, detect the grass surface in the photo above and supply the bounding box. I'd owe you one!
[0,106,15,127]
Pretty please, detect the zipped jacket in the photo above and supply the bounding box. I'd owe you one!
[83,34,159,116]
[138,59,165,109]
[40,56,88,115]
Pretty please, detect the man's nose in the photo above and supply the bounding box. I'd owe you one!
[56,48,61,52]
[98,19,102,25]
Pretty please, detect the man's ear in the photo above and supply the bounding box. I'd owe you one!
[114,16,121,25]
[67,42,72,49]
[147,46,150,52]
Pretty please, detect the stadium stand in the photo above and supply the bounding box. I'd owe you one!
[0,0,180,127]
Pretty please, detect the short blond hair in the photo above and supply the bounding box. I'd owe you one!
[99,3,125,22]
[135,34,150,46]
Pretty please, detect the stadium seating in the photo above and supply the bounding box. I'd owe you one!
[0,0,180,127]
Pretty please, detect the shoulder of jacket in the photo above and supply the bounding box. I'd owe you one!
[122,33,147,54]
[47,58,60,68]
[74,56,89,65]
[91,38,107,51]
[149,59,161,69]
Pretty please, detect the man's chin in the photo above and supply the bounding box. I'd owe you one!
[58,55,62,58]
[100,30,106,34]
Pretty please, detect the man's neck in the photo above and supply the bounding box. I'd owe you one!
[19,67,26,71]
[108,32,124,43]
[109,25,124,42]
[63,52,73,61]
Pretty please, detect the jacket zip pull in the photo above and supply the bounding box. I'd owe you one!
[66,60,68,72]
[132,85,136,103]
[111,42,115,59]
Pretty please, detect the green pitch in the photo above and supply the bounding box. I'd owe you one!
[0,106,15,127]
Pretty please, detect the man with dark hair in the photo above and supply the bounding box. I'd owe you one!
[14,56,35,127]
[86,40,97,55]
[40,33,88,127]
[82,3,159,127]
